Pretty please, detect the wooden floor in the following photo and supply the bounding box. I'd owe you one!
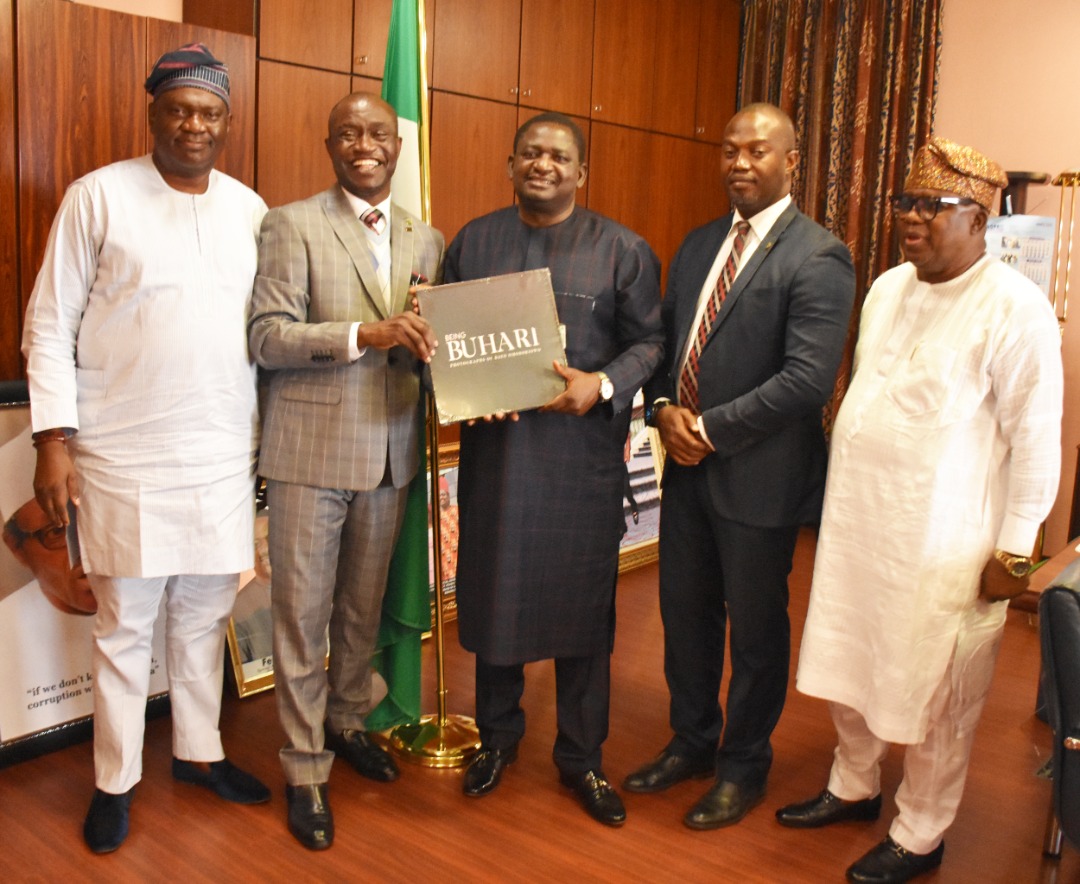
[2,529,1079,883]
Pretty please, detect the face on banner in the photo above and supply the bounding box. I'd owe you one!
[3,498,96,615]
[0,414,168,746]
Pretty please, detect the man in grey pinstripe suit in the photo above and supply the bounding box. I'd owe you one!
[249,92,444,851]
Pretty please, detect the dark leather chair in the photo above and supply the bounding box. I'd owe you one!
[1038,563,1080,857]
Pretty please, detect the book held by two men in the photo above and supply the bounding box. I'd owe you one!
[417,269,567,425]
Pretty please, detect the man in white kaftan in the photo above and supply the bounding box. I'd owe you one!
[777,139,1063,884]
[22,44,270,855]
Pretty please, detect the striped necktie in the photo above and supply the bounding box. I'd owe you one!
[361,207,386,236]
[677,220,751,413]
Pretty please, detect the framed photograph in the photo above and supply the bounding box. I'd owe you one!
[225,507,330,698]
[225,509,278,698]
[618,394,664,573]
[430,443,461,622]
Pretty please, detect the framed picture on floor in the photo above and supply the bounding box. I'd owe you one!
[430,444,460,623]
[618,393,664,573]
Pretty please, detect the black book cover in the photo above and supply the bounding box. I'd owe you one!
[417,269,567,424]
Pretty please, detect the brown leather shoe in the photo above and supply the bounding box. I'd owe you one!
[846,836,944,883]
[286,783,333,851]
[622,749,714,793]
[560,769,627,827]
[684,780,765,830]
[776,788,881,828]
[324,725,399,782]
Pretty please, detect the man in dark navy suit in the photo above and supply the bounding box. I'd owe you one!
[624,103,855,830]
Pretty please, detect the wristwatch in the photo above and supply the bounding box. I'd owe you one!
[645,398,672,427]
[596,371,614,402]
[994,549,1034,579]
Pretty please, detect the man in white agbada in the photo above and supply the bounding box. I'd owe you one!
[22,43,271,855]
[776,138,1063,884]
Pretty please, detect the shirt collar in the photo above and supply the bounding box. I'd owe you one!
[339,188,393,225]
[733,194,792,241]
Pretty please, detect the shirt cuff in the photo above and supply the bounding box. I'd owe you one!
[996,515,1043,558]
[348,321,366,361]
[695,416,715,451]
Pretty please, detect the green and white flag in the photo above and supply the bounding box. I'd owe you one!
[381,0,428,221]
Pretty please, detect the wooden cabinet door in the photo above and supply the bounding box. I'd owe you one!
[257,60,351,208]
[588,122,726,286]
[429,92,517,243]
[354,0,436,83]
[17,0,145,322]
[592,0,700,138]
[147,20,257,187]
[519,0,593,117]
[694,0,740,144]
[432,0,520,104]
[260,0,353,73]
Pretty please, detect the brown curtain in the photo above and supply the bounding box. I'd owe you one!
[739,0,941,405]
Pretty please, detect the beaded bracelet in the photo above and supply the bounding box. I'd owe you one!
[31,428,69,448]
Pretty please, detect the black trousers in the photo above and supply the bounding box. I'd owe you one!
[475,651,611,775]
[658,462,800,791]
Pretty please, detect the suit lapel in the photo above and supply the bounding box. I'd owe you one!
[706,203,799,340]
[674,219,731,362]
[388,204,415,316]
[321,188,387,319]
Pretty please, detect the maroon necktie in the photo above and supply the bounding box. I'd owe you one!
[677,220,751,413]
[361,207,386,236]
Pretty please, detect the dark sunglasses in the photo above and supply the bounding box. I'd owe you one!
[889,194,979,222]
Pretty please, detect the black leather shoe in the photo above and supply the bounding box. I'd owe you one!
[846,836,944,883]
[684,780,764,830]
[622,749,714,793]
[776,788,881,828]
[172,757,271,805]
[83,787,134,854]
[559,769,627,827]
[286,783,334,851]
[325,726,400,782]
[463,745,518,797]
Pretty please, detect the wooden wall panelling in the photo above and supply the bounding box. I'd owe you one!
[181,0,257,36]
[0,0,19,380]
[353,0,394,79]
[517,105,591,208]
[260,0,353,73]
[694,0,740,144]
[429,91,516,243]
[592,0,700,138]
[353,0,435,83]
[17,0,145,328]
[651,0,701,138]
[257,60,351,208]
[518,0,593,117]
[147,21,257,187]
[588,122,727,286]
[591,0,653,130]
[432,0,520,104]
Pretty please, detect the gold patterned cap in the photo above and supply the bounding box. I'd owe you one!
[904,136,1008,211]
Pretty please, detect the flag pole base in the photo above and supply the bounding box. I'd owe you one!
[389,714,480,768]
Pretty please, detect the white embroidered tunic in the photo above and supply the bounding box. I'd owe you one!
[796,255,1062,743]
[23,155,267,577]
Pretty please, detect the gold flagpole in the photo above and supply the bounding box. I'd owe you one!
[390,0,480,767]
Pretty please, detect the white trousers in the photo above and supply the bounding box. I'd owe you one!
[88,572,238,794]
[825,627,1002,856]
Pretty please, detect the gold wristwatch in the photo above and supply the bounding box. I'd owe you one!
[596,371,614,402]
[994,549,1034,579]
